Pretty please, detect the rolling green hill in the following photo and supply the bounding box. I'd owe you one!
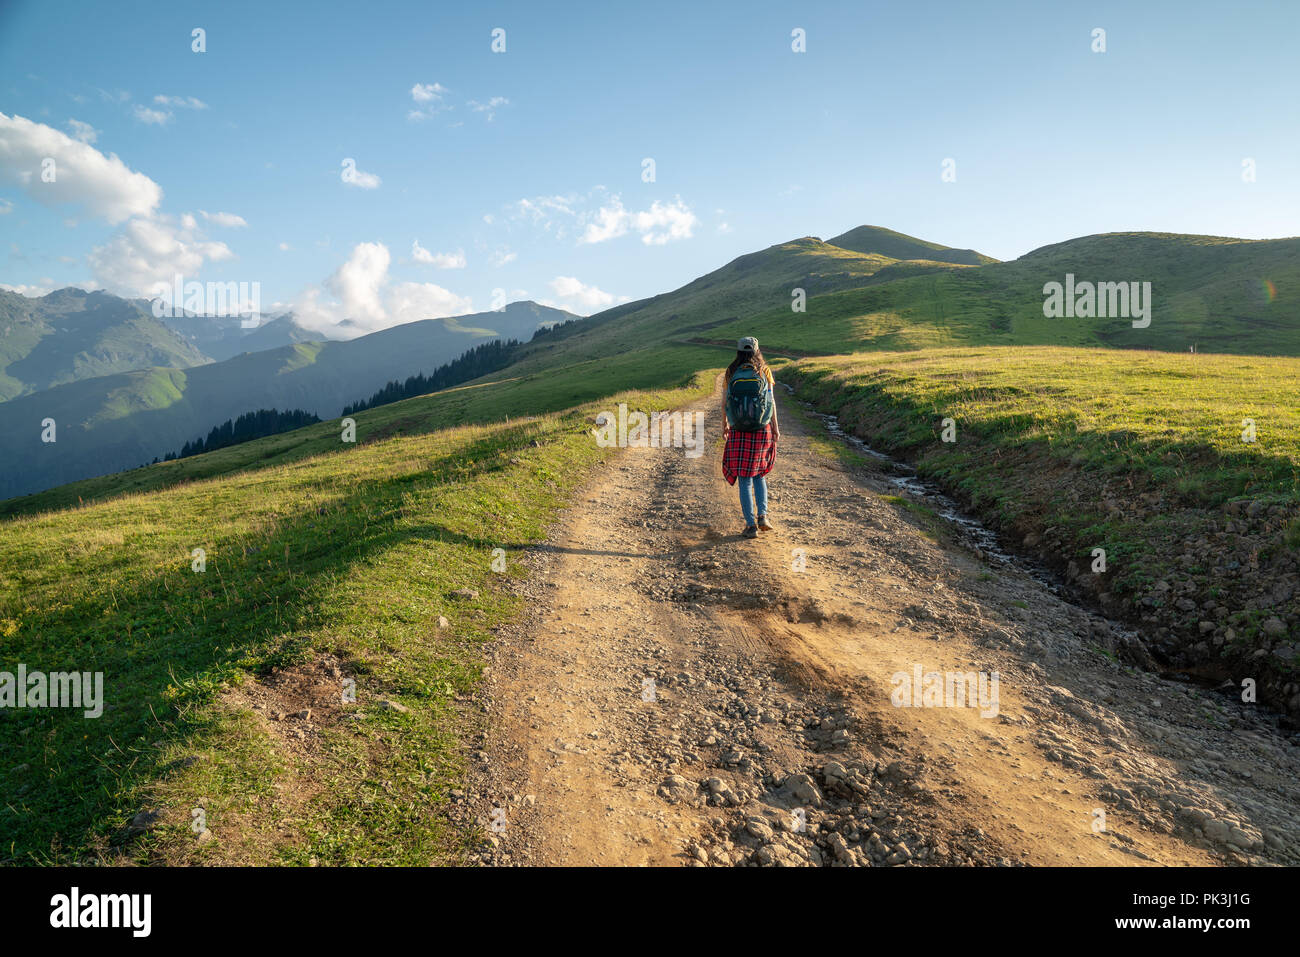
[826,224,999,266]
[472,232,989,380]
[713,232,1300,358]
[0,288,211,400]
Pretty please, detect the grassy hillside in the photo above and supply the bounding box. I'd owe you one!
[492,236,931,375]
[0,288,211,400]
[713,232,1300,358]
[0,302,577,500]
[783,347,1300,714]
[826,224,998,266]
[2,343,722,517]
[0,345,719,864]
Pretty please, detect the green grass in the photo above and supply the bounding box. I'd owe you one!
[785,346,1300,508]
[826,224,998,266]
[783,345,1300,704]
[714,232,1300,359]
[0,355,718,864]
[2,343,724,518]
[779,396,869,471]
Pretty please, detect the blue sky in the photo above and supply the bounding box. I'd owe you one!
[1,0,1297,332]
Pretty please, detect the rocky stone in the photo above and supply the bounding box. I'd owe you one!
[827,832,854,864]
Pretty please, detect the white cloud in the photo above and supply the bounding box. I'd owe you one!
[468,96,509,120]
[507,188,698,247]
[153,95,208,110]
[133,105,172,125]
[490,247,516,267]
[544,276,628,315]
[278,242,291,251]
[200,210,247,228]
[411,239,466,268]
[631,198,697,245]
[66,118,97,143]
[385,281,473,326]
[411,82,447,103]
[342,160,381,189]
[327,241,389,324]
[408,82,453,121]
[0,199,11,215]
[580,197,630,244]
[292,241,473,337]
[515,194,576,222]
[579,196,697,246]
[88,214,234,296]
[510,194,582,238]
[0,113,162,223]
[0,282,54,297]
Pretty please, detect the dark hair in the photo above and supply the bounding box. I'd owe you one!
[726,347,770,385]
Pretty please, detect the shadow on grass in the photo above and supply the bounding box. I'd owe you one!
[0,425,551,863]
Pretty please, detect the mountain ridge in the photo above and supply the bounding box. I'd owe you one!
[0,300,578,498]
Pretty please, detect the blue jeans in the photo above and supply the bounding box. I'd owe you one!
[738,475,768,526]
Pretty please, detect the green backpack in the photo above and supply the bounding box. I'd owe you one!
[727,364,774,430]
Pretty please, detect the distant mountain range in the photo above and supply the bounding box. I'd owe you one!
[0,287,210,400]
[144,306,328,362]
[0,299,577,499]
[0,286,351,402]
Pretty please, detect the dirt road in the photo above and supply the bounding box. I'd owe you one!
[467,377,1300,866]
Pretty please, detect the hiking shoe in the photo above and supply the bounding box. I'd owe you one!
[757,515,773,531]
[743,525,759,539]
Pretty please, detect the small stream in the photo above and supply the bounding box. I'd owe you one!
[779,383,1238,683]
[783,385,1208,671]
[780,384,1040,571]
[777,384,1291,719]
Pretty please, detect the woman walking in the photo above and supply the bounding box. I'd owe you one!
[722,337,780,538]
